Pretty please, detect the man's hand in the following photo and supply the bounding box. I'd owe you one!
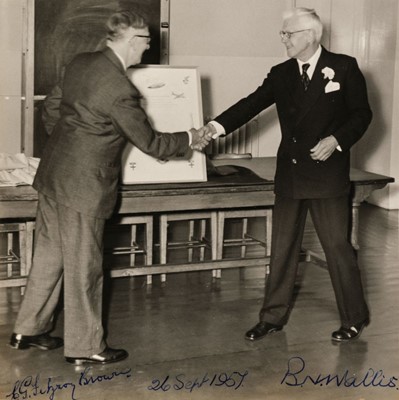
[310,135,339,162]
[205,122,217,138]
[190,126,213,151]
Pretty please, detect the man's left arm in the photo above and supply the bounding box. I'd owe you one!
[42,84,63,135]
[311,57,372,161]
[330,57,372,151]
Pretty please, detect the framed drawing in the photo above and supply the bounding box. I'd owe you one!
[121,65,207,184]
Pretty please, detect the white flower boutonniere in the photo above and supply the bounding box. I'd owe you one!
[321,66,340,93]
[321,66,335,80]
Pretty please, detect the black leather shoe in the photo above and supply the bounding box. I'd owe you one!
[9,332,64,350]
[65,347,129,365]
[245,321,283,341]
[331,318,369,342]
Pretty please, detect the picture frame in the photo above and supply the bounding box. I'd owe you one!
[121,65,207,184]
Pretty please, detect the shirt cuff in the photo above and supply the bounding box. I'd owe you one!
[331,135,342,152]
[208,121,226,139]
[187,130,192,145]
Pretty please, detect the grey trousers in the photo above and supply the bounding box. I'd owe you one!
[14,193,106,357]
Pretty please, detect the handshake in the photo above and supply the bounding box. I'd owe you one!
[189,123,217,151]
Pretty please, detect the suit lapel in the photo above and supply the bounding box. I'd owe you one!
[282,59,302,106]
[294,48,331,126]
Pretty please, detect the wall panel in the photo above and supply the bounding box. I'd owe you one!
[0,0,23,153]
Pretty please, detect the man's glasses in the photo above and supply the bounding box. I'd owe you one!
[279,29,310,40]
[132,34,151,42]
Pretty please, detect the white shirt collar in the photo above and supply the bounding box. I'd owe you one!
[108,46,127,71]
[297,45,322,80]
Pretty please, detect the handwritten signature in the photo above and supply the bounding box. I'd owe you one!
[5,367,132,400]
[148,370,249,392]
[281,356,398,389]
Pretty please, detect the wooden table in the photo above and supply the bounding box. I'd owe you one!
[213,157,395,251]
[0,157,394,279]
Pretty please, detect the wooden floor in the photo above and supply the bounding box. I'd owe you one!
[0,203,398,400]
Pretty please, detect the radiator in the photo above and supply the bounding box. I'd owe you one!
[206,118,259,159]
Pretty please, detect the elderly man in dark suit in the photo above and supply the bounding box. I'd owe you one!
[9,10,211,365]
[204,7,372,342]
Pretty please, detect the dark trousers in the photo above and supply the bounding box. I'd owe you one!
[260,195,369,328]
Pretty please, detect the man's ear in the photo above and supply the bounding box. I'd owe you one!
[308,29,316,44]
[129,37,140,51]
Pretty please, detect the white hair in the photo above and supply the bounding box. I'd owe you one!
[283,7,323,42]
[106,10,148,41]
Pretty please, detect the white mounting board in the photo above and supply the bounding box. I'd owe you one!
[121,65,207,184]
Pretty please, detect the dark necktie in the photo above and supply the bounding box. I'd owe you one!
[301,63,310,91]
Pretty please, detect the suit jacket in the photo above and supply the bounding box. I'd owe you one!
[215,47,372,199]
[35,47,190,218]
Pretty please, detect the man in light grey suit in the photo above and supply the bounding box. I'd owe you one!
[9,10,211,365]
